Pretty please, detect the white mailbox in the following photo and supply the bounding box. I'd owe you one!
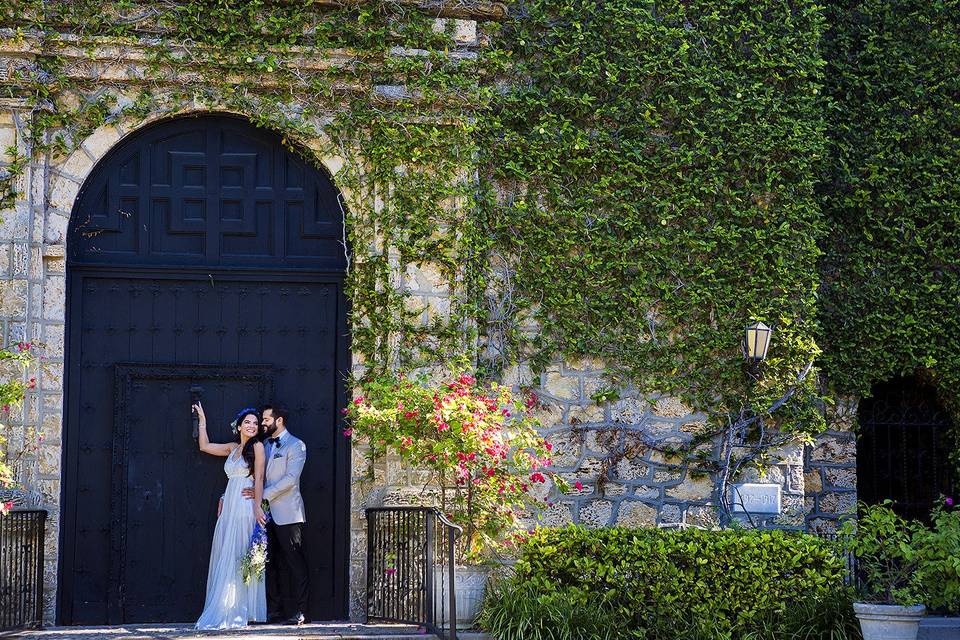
[730,483,782,515]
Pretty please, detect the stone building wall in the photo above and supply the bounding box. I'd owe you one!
[805,399,859,533]
[0,95,66,621]
[517,361,808,531]
[359,351,811,538]
[0,18,485,623]
[1,16,847,627]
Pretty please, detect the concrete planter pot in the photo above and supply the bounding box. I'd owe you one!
[918,616,960,640]
[854,602,927,640]
[433,565,490,630]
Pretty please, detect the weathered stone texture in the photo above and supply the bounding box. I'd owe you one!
[579,499,614,528]
[804,412,858,531]
[617,500,658,528]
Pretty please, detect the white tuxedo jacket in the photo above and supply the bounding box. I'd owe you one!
[263,431,307,526]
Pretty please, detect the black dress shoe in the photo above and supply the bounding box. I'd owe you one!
[283,612,306,626]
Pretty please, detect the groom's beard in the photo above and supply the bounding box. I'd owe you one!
[263,424,277,437]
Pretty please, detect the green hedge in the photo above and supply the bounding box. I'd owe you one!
[482,526,852,639]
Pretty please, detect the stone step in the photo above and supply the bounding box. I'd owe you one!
[9,622,492,640]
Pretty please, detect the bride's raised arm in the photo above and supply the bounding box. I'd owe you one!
[194,401,236,456]
[252,442,266,525]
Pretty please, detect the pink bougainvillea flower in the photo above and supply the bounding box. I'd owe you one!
[946,496,955,507]
[353,396,364,405]
[342,428,353,437]
[530,472,546,483]
[385,568,396,576]
[575,481,584,491]
[458,373,475,386]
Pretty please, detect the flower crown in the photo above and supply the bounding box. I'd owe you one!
[230,406,260,433]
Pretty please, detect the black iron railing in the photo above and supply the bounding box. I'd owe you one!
[0,509,46,631]
[366,507,462,640]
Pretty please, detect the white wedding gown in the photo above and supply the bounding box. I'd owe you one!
[195,447,267,629]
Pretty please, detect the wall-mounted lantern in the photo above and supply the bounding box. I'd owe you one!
[743,321,772,367]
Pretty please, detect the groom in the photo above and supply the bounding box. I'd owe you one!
[241,402,309,625]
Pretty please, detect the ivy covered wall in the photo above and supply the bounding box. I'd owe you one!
[0,0,958,620]
[818,0,960,417]
[3,0,954,446]
[480,0,827,436]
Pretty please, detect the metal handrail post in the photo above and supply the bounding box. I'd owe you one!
[447,525,457,640]
[425,510,436,629]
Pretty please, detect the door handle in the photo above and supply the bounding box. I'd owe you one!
[190,386,204,440]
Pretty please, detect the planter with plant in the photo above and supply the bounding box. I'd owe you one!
[345,368,565,627]
[842,501,926,640]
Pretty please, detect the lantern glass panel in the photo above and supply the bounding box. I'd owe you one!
[744,322,771,361]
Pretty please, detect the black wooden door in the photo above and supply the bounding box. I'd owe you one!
[60,115,350,624]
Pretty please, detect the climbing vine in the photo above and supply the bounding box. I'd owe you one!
[1,0,491,377]
[2,0,955,488]
[479,0,828,444]
[818,0,960,431]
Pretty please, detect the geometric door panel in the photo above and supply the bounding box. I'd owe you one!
[68,115,346,270]
[62,115,350,625]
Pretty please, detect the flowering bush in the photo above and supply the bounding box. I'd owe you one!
[345,370,565,563]
[0,341,42,515]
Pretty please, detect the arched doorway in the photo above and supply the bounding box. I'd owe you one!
[857,375,956,522]
[59,115,350,624]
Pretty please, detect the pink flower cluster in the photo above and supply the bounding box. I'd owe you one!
[343,370,565,561]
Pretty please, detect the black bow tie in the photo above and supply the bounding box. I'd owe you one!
[268,437,280,445]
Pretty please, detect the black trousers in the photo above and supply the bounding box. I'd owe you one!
[266,520,309,617]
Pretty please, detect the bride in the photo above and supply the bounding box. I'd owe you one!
[192,402,267,629]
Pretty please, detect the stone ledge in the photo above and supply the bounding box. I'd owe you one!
[919,616,960,640]
[15,623,494,639]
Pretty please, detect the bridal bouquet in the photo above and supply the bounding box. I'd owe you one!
[240,517,270,585]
